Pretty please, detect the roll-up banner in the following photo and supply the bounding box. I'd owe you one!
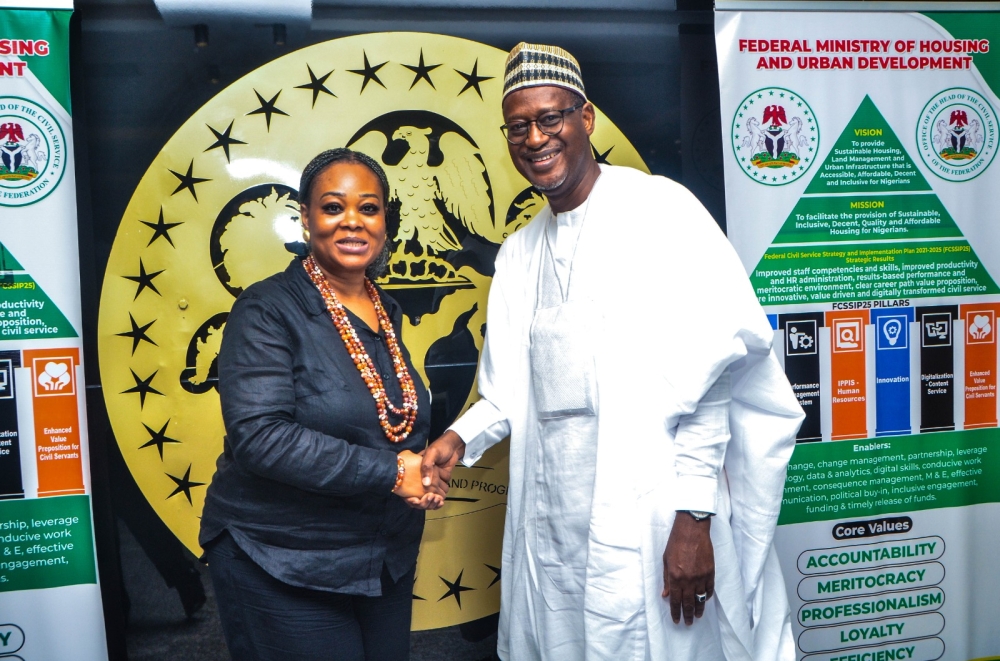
[0,1,109,659]
[717,3,1000,661]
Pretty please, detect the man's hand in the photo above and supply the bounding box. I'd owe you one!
[662,512,715,625]
[421,430,466,499]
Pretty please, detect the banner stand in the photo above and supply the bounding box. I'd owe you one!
[0,2,110,659]
[717,3,1000,661]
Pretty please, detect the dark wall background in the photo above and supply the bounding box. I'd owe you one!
[76,0,723,306]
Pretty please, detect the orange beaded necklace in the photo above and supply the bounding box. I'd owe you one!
[303,256,418,443]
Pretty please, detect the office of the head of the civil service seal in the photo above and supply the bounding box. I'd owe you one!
[96,32,646,630]
[0,96,66,207]
[917,87,997,182]
[731,87,818,186]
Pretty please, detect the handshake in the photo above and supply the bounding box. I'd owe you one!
[391,430,466,510]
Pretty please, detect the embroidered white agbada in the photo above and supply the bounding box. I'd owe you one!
[449,165,805,661]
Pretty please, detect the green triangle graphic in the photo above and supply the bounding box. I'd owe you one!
[749,95,1000,306]
[804,95,931,194]
[0,242,77,339]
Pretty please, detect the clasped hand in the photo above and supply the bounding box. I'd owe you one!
[393,431,465,511]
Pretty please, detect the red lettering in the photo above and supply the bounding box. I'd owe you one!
[0,39,50,57]
[0,61,27,77]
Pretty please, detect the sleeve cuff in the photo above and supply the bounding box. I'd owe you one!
[364,448,401,494]
[454,420,511,467]
[673,475,719,514]
[448,400,509,467]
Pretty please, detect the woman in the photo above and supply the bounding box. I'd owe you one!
[200,148,442,661]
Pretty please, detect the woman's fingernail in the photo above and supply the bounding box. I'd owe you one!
[422,477,431,486]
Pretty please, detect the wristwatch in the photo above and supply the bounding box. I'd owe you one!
[685,510,713,521]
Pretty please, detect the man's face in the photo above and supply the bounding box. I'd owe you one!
[502,86,595,196]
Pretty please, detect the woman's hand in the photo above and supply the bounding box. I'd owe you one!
[393,449,449,512]
[392,450,427,499]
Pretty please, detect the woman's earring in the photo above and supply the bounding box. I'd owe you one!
[302,228,311,243]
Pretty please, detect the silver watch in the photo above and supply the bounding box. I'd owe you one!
[685,510,713,521]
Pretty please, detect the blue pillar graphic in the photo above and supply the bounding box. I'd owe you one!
[871,308,914,436]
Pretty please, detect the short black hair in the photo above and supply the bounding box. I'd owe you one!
[298,147,391,205]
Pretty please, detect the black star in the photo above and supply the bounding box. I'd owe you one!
[295,65,336,107]
[246,89,289,131]
[592,144,614,165]
[438,570,475,608]
[455,59,493,99]
[122,259,163,300]
[348,51,387,93]
[166,465,205,505]
[139,420,181,460]
[168,160,211,201]
[116,313,157,355]
[121,369,164,409]
[485,564,501,588]
[139,207,183,247]
[402,49,441,90]
[204,121,246,162]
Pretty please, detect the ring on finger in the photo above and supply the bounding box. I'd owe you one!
[695,592,708,603]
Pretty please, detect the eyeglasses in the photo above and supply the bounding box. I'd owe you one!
[500,103,584,145]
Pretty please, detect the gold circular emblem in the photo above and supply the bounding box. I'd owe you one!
[97,32,646,629]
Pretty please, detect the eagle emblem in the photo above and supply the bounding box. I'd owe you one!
[732,88,818,186]
[0,121,46,181]
[918,87,997,182]
[933,108,983,162]
[348,110,495,290]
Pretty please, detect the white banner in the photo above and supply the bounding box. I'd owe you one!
[717,6,1000,661]
[0,3,108,660]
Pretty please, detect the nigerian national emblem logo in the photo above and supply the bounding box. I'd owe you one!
[731,87,818,185]
[917,87,997,182]
[96,32,646,630]
[0,97,66,207]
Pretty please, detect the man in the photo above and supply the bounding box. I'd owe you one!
[422,43,804,661]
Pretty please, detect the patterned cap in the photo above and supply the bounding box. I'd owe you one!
[502,42,587,102]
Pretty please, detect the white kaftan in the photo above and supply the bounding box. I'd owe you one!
[449,165,805,661]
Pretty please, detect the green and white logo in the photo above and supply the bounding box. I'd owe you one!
[0,96,66,207]
[731,87,818,186]
[917,87,997,182]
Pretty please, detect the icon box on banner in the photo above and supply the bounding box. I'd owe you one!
[31,357,75,398]
[877,315,909,351]
[786,319,818,356]
[921,312,952,347]
[832,318,864,353]
[0,359,13,399]
[966,309,995,345]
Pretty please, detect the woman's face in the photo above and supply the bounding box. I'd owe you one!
[301,162,386,279]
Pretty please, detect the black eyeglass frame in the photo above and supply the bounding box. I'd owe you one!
[499,102,585,145]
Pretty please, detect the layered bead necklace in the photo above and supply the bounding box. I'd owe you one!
[303,256,419,443]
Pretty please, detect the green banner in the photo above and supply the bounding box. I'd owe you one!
[0,495,97,592]
[780,428,1000,525]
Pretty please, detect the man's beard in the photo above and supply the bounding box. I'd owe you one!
[532,173,567,192]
